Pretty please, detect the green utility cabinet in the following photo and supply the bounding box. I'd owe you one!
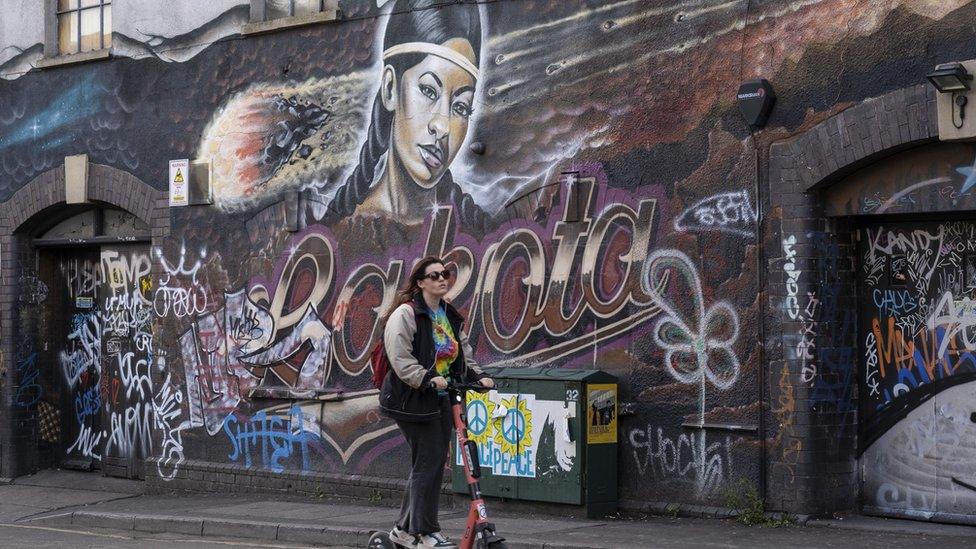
[452,367,618,517]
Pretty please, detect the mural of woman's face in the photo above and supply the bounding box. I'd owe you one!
[383,38,476,189]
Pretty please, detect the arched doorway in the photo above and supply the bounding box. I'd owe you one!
[30,205,153,477]
[0,162,168,480]
[825,142,976,523]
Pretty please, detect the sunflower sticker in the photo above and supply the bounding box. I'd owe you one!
[464,390,495,446]
[494,396,532,455]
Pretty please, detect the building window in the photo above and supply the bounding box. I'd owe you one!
[57,0,112,55]
[265,0,325,20]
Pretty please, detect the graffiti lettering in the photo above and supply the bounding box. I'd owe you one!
[864,331,880,397]
[873,288,918,317]
[783,235,800,320]
[67,423,102,460]
[628,425,736,495]
[223,406,314,473]
[105,403,154,459]
[13,351,41,408]
[59,312,101,388]
[153,285,208,318]
[153,372,187,481]
[674,190,757,237]
[927,292,976,358]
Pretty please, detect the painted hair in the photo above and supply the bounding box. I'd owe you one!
[326,0,489,232]
[379,255,446,327]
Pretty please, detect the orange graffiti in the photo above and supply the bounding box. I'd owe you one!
[871,317,914,378]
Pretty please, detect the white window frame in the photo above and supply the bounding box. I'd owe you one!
[56,0,112,55]
[265,0,327,20]
[40,0,112,68]
[245,0,339,36]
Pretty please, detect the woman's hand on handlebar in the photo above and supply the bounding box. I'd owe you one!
[478,377,495,389]
[430,376,448,390]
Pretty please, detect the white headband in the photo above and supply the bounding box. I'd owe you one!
[382,42,480,80]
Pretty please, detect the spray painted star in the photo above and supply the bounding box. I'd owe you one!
[956,155,976,194]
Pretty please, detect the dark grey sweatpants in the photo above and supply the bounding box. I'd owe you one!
[395,395,453,536]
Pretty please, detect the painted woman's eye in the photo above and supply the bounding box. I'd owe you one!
[452,101,472,118]
[419,84,438,101]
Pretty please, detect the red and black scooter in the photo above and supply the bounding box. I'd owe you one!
[368,382,508,549]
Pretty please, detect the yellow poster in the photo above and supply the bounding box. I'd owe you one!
[586,384,617,444]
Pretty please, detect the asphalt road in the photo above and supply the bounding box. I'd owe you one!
[0,523,356,548]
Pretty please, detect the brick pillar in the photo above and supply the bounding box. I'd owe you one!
[763,83,938,516]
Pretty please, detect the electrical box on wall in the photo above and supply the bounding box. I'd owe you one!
[188,159,213,205]
[935,59,976,141]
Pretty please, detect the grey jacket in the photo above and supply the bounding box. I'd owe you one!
[383,301,485,389]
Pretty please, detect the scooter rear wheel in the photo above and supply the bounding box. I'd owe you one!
[366,531,397,548]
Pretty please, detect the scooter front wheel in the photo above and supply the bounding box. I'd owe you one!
[366,531,398,548]
[480,541,508,549]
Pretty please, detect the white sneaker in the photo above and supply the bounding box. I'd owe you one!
[417,531,457,549]
[389,525,418,548]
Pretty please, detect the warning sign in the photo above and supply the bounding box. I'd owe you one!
[169,159,189,206]
[586,384,617,444]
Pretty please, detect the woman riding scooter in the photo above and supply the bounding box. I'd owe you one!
[379,256,495,548]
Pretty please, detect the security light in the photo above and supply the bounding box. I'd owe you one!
[927,62,972,93]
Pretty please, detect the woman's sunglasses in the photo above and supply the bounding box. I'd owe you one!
[422,270,453,281]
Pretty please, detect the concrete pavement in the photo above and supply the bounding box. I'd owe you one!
[6,471,976,548]
[0,470,354,548]
[0,523,355,549]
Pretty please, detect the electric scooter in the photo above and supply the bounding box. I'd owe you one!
[368,381,508,549]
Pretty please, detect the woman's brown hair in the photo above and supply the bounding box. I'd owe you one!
[378,256,446,328]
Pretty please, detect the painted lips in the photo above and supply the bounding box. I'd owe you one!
[418,143,444,170]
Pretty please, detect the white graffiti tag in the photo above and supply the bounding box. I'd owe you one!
[154,244,209,318]
[153,373,188,481]
[673,190,757,237]
[783,235,800,319]
[927,292,976,358]
[641,250,741,393]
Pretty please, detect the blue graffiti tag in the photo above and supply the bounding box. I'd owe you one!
[223,404,314,473]
[14,351,41,408]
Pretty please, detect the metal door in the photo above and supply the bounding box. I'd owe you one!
[52,248,103,471]
[858,220,976,522]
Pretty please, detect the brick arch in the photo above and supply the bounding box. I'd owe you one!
[0,163,168,234]
[771,83,937,194]
[763,83,937,517]
[0,161,168,481]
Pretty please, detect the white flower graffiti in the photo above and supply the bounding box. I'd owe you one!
[641,249,741,419]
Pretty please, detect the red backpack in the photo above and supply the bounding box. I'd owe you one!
[370,338,392,389]
[370,302,414,389]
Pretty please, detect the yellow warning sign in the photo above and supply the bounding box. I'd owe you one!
[169,159,189,206]
[586,384,617,444]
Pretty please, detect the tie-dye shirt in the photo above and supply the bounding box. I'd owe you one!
[430,305,459,379]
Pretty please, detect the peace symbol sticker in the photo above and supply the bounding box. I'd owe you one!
[465,392,494,445]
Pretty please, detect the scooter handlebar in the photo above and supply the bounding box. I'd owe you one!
[446,382,491,393]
